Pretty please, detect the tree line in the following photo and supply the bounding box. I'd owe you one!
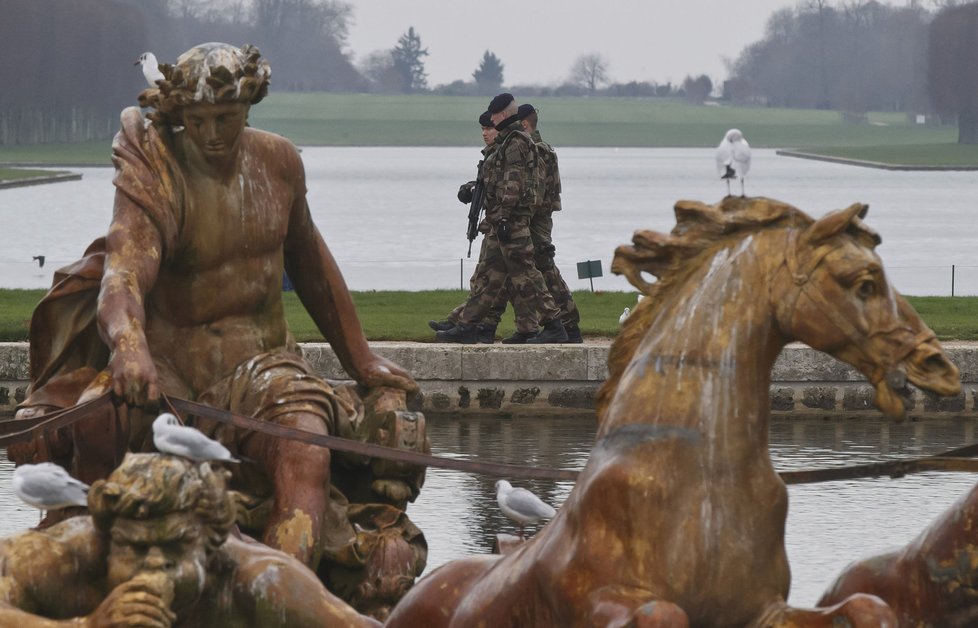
[2,0,977,145]
[726,0,978,143]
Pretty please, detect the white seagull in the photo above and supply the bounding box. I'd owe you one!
[495,480,556,540]
[12,462,89,511]
[619,307,631,325]
[716,128,751,197]
[134,52,164,87]
[152,413,239,463]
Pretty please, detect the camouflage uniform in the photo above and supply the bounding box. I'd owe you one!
[454,120,560,333]
[444,143,505,329]
[478,129,580,330]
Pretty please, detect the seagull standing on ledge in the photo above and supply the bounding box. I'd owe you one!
[134,52,164,87]
[716,128,751,197]
[495,480,557,540]
[12,462,89,512]
[153,413,239,463]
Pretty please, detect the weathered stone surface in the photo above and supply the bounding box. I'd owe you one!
[510,387,541,405]
[460,345,589,381]
[476,388,505,409]
[842,387,876,412]
[2,342,976,418]
[770,387,795,412]
[802,386,837,410]
[548,387,595,409]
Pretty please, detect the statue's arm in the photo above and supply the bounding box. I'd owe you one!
[0,537,97,626]
[284,191,417,394]
[233,552,380,627]
[97,190,163,407]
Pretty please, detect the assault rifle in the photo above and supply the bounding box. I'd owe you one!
[465,165,486,258]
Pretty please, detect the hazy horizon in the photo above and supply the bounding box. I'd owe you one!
[344,0,803,88]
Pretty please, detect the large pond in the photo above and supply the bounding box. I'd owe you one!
[1,416,975,607]
[2,147,977,294]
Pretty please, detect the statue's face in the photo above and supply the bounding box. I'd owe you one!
[180,101,249,164]
[481,125,497,145]
[107,512,209,613]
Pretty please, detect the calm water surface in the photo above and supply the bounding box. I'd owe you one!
[2,147,977,294]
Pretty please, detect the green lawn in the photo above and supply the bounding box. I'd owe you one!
[791,143,978,167]
[0,167,71,181]
[1,289,976,342]
[0,94,967,166]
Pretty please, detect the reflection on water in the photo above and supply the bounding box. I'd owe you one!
[0,417,975,608]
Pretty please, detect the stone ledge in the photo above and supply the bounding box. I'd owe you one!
[3,341,977,419]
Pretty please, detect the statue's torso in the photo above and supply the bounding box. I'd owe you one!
[144,130,298,392]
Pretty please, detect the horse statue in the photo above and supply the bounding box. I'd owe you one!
[819,478,978,626]
[385,196,961,627]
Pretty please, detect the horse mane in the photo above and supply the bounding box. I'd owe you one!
[596,196,813,421]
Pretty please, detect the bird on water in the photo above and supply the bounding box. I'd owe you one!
[495,479,557,540]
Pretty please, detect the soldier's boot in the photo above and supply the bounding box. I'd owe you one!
[428,319,455,332]
[477,324,497,344]
[436,324,478,344]
[501,330,537,344]
[563,323,584,344]
[526,319,569,344]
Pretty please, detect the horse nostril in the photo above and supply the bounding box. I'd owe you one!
[924,354,950,371]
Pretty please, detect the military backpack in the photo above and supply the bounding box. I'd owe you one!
[490,129,547,212]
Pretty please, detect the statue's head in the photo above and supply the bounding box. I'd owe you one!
[89,453,237,614]
[139,42,271,128]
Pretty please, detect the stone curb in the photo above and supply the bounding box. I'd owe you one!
[2,341,977,419]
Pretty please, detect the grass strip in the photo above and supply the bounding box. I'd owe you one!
[0,95,968,165]
[1,289,976,342]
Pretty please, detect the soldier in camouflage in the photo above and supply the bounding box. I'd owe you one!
[474,104,582,344]
[427,110,505,344]
[436,93,567,344]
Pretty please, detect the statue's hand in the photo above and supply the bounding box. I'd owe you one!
[86,575,176,628]
[356,355,419,395]
[108,344,160,408]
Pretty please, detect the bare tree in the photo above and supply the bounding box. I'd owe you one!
[929,3,978,143]
[569,53,609,95]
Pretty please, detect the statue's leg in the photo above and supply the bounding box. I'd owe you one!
[587,586,689,628]
[242,410,331,569]
[751,594,896,627]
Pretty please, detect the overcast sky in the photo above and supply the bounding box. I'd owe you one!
[343,0,804,87]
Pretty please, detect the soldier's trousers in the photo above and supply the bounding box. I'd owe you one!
[449,210,579,330]
[456,217,560,333]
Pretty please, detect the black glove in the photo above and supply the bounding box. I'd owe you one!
[497,219,511,243]
[457,182,475,204]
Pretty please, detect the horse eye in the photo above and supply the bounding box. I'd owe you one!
[857,279,876,299]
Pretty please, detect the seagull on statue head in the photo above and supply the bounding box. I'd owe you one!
[134,51,165,87]
[716,128,751,197]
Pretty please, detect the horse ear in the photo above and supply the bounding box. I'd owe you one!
[801,203,868,245]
